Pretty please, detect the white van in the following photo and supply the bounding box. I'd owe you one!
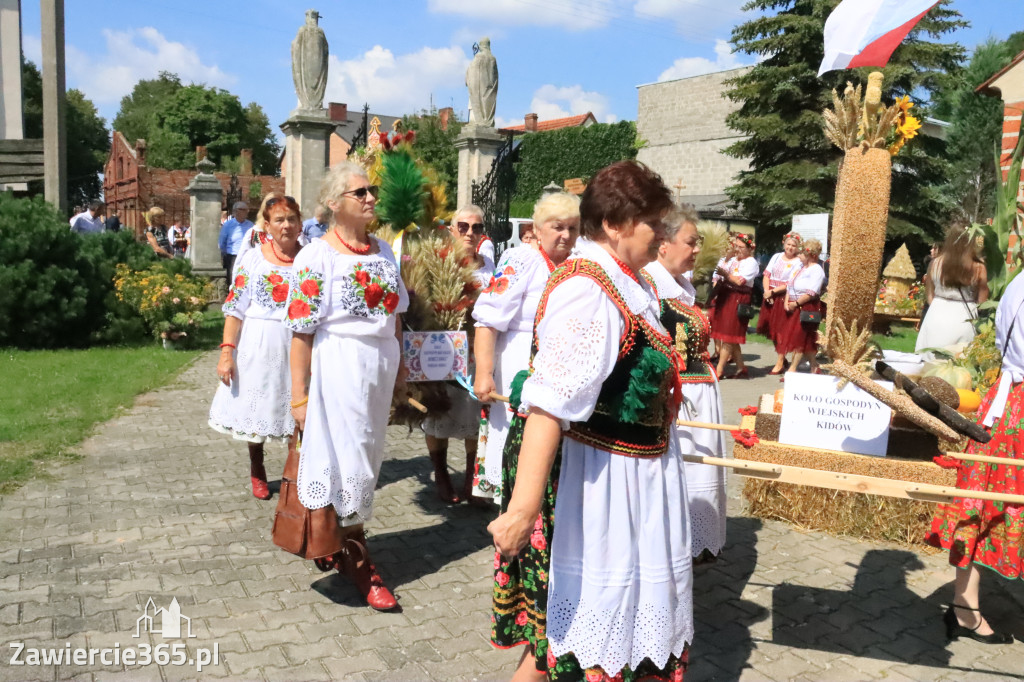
[506,218,534,250]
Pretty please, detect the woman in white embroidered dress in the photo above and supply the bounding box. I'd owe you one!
[421,204,496,503]
[916,223,988,354]
[781,239,826,375]
[209,196,303,501]
[489,161,691,682]
[472,192,580,502]
[286,162,408,611]
[643,205,728,561]
[759,232,803,374]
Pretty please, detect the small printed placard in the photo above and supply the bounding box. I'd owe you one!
[403,331,469,382]
[778,373,893,457]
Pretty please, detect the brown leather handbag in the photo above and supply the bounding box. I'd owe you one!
[271,429,345,560]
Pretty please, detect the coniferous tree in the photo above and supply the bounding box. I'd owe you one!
[724,0,966,250]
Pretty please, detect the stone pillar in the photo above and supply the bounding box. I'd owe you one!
[454,124,504,208]
[186,157,225,280]
[40,0,65,214]
[280,110,333,220]
[0,0,26,191]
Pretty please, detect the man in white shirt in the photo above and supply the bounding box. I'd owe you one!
[70,201,106,234]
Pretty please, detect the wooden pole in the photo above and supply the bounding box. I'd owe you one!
[940,451,1024,468]
[683,454,1024,505]
[408,397,428,413]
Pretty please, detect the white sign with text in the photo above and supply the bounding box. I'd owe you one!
[792,213,830,258]
[779,373,893,457]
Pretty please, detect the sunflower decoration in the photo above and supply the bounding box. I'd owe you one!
[888,95,922,157]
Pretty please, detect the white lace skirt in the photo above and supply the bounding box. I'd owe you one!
[548,437,693,673]
[297,332,399,525]
[208,317,294,443]
[678,380,728,556]
[483,328,532,488]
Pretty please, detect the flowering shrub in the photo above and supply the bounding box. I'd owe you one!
[114,263,213,343]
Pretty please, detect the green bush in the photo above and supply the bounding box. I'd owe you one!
[512,121,638,205]
[0,193,157,348]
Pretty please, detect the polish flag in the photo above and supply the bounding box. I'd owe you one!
[818,0,939,76]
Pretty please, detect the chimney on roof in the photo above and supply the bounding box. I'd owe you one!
[438,107,453,131]
[240,149,253,175]
[135,139,147,166]
[329,102,348,122]
[525,113,539,133]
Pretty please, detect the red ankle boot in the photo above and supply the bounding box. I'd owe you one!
[249,460,270,500]
[339,533,397,611]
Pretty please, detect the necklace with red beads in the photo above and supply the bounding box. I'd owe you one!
[609,251,640,285]
[268,238,297,264]
[538,245,556,273]
[335,230,371,255]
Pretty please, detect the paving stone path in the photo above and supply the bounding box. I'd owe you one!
[2,344,1024,681]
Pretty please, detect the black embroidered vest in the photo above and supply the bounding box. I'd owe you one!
[643,271,716,385]
[531,259,679,458]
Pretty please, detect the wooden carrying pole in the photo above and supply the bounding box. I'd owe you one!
[490,394,1024,503]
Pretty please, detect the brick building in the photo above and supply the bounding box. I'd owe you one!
[102,132,285,235]
[978,48,1024,186]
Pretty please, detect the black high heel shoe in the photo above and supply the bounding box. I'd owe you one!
[944,604,1014,644]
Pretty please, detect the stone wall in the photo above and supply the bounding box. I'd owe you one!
[636,66,751,199]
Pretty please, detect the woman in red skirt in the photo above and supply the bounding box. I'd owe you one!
[711,233,759,379]
[759,232,803,374]
[780,239,825,375]
[925,274,1024,644]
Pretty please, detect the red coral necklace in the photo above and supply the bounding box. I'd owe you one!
[609,252,640,285]
[269,239,296,264]
[538,245,556,273]
[335,230,371,255]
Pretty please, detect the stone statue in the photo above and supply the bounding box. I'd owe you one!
[466,37,498,128]
[291,10,328,111]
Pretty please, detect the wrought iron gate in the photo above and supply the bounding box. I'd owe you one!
[471,134,518,257]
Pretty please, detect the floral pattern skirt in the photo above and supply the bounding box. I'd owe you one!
[491,416,688,682]
[926,382,1024,578]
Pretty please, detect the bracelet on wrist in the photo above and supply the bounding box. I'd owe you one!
[291,396,308,408]
[219,342,236,350]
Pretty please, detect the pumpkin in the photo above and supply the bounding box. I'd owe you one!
[956,388,982,414]
[923,363,973,391]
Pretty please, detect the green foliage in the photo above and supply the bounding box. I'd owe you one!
[113,74,280,174]
[937,32,1024,223]
[512,121,638,205]
[20,57,110,208]
[403,108,463,210]
[968,133,1024,307]
[0,194,156,348]
[114,262,213,343]
[725,0,966,248]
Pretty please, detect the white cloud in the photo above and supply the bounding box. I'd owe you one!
[658,39,749,82]
[633,0,747,40]
[428,0,614,30]
[529,84,618,123]
[326,45,470,116]
[42,27,235,105]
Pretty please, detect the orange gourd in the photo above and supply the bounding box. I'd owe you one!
[956,389,982,414]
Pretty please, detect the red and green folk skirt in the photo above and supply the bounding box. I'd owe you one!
[926,381,1024,578]
[490,415,688,682]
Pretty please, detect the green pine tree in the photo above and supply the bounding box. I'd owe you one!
[724,0,966,250]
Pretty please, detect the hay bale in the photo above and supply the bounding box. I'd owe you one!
[742,480,938,548]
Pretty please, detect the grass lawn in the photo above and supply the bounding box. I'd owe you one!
[0,311,224,493]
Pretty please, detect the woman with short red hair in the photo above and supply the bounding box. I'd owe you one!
[209,195,304,500]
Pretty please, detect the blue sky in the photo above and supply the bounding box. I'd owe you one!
[18,0,1017,141]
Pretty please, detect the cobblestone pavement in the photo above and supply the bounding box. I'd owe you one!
[2,345,1024,681]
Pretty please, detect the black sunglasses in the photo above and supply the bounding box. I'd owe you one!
[456,221,485,235]
[342,185,380,201]
[265,196,296,209]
